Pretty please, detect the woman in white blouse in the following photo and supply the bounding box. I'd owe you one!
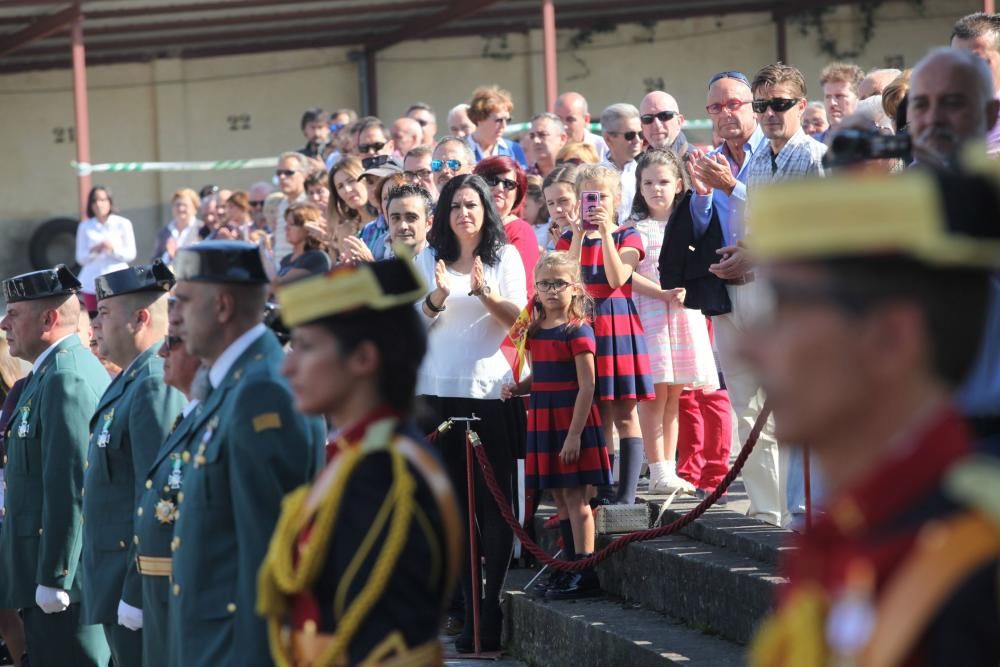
[415,173,526,653]
[75,186,137,313]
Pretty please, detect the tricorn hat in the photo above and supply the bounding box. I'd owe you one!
[95,261,175,302]
[2,265,81,303]
[173,240,269,285]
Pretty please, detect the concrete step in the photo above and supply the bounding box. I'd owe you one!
[505,589,744,667]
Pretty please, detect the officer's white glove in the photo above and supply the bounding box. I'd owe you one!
[35,585,70,614]
[117,599,143,631]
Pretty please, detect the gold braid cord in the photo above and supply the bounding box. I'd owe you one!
[257,440,417,667]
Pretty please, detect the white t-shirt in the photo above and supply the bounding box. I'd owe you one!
[414,245,527,400]
[75,214,137,293]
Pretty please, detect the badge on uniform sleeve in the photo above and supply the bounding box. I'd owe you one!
[252,412,282,433]
[16,402,30,438]
[97,409,115,448]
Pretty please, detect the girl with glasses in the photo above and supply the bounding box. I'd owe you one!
[502,252,610,600]
[626,149,719,495]
[556,164,654,506]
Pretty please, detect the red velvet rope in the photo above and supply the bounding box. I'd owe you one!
[467,401,772,572]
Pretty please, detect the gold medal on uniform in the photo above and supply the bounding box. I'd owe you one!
[97,409,114,448]
[16,402,30,438]
[154,499,177,524]
[194,417,218,468]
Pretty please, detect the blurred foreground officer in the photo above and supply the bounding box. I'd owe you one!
[82,263,184,666]
[168,241,324,667]
[134,316,203,667]
[748,168,1000,666]
[258,258,461,666]
[0,266,111,666]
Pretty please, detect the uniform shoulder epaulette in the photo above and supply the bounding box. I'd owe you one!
[944,454,1000,525]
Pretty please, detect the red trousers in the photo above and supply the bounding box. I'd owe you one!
[677,387,732,491]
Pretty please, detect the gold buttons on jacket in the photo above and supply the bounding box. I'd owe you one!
[171,537,180,552]
[133,535,140,545]
[227,603,236,613]
[81,488,85,497]
[119,540,126,549]
[38,528,43,535]
[137,507,143,516]
[84,461,89,470]
[177,492,184,503]
[145,479,153,489]
[182,451,191,463]
[173,584,180,595]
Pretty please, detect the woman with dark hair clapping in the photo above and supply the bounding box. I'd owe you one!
[414,174,527,653]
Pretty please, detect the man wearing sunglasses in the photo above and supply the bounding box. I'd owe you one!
[600,103,644,222]
[431,137,474,192]
[639,90,689,156]
[353,117,395,159]
[272,152,310,271]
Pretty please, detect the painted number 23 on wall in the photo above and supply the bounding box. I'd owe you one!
[227,114,252,131]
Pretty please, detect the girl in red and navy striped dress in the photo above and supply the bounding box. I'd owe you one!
[503,252,610,599]
[556,164,654,506]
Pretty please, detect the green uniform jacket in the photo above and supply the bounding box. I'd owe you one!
[81,345,184,624]
[169,330,324,667]
[0,335,110,608]
[135,400,200,667]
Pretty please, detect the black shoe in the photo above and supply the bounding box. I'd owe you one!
[532,568,567,597]
[454,607,503,653]
[546,569,601,600]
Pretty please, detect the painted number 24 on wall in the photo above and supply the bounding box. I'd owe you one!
[227,114,252,131]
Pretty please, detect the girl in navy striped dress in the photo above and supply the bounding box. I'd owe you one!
[502,252,611,598]
[556,164,655,505]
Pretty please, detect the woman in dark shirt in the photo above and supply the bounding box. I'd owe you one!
[277,203,332,284]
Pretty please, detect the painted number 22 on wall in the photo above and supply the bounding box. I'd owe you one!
[227,114,251,131]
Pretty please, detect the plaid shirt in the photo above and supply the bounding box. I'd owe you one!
[746,127,827,192]
[359,215,390,260]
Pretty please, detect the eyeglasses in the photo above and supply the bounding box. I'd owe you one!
[528,131,551,141]
[607,130,640,141]
[164,335,183,350]
[249,200,266,208]
[275,169,299,178]
[706,99,753,115]
[404,169,432,180]
[431,159,462,172]
[640,110,678,125]
[535,279,571,293]
[362,154,392,170]
[708,71,752,88]
[358,141,387,154]
[493,116,511,125]
[751,98,800,114]
[483,175,517,192]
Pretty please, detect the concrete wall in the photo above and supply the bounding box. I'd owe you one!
[0,0,977,275]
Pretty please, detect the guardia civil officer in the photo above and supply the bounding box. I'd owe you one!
[134,312,204,667]
[747,166,1000,665]
[0,266,111,666]
[167,241,324,667]
[80,262,185,665]
[257,257,461,666]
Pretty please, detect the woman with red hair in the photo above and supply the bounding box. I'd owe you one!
[474,156,540,295]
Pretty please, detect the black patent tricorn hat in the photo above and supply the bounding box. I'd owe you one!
[95,261,175,302]
[2,264,81,303]
[173,240,269,285]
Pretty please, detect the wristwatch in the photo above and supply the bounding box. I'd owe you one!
[469,284,492,297]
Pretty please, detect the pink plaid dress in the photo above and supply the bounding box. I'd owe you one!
[628,217,719,389]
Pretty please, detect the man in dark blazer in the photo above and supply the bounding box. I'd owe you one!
[0,266,111,665]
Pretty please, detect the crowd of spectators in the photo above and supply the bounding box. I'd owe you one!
[72,6,1000,635]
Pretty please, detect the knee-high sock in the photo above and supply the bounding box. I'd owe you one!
[558,519,577,560]
[615,437,643,504]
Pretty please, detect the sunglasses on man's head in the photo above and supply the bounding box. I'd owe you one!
[361,154,392,170]
[640,110,678,125]
[431,159,462,172]
[752,98,799,114]
[483,175,517,192]
[607,130,640,141]
[358,141,387,155]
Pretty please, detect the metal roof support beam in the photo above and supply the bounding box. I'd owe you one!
[71,12,92,220]
[541,0,557,113]
[366,0,501,52]
[0,2,80,58]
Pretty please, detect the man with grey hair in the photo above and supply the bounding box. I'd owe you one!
[555,91,608,160]
[639,90,689,156]
[272,151,310,267]
[246,181,273,232]
[446,104,476,139]
[600,103,643,221]
[527,112,568,177]
[858,67,902,100]
[908,46,998,167]
[391,117,423,157]
[951,11,1000,154]
[431,136,475,192]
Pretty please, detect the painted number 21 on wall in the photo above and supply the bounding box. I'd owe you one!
[227,114,252,131]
